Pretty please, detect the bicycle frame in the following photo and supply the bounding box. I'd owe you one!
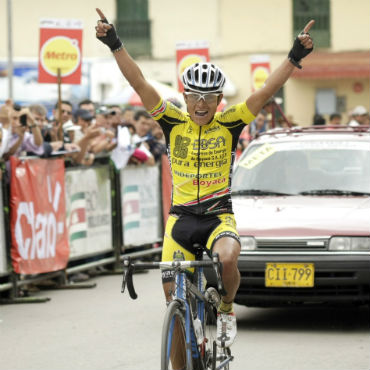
[172,265,207,366]
[121,254,232,370]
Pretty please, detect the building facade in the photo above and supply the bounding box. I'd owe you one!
[0,0,369,124]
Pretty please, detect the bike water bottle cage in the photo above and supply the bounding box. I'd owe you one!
[182,62,226,93]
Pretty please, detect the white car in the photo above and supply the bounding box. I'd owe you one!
[209,125,370,307]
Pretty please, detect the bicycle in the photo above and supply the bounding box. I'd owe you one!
[121,244,234,370]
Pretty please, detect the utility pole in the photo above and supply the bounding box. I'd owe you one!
[7,0,13,100]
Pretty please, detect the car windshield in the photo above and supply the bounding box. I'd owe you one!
[232,140,370,196]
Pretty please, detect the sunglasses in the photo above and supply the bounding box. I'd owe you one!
[184,92,220,104]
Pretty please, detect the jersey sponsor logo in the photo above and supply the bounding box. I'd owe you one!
[173,170,222,178]
[194,158,227,168]
[193,136,226,150]
[214,230,240,242]
[224,215,236,227]
[204,126,220,134]
[193,177,226,187]
[173,135,191,158]
[161,269,175,281]
[219,107,237,119]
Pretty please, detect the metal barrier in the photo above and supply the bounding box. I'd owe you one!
[0,156,164,301]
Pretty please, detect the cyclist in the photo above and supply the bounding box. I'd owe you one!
[95,7,314,351]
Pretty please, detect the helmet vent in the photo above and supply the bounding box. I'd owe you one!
[202,71,208,84]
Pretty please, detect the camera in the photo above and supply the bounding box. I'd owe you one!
[20,114,28,126]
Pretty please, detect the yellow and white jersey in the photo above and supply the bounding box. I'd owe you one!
[149,99,255,215]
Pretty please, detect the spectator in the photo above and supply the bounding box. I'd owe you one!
[110,121,153,168]
[134,110,153,138]
[73,108,94,142]
[236,110,272,159]
[250,110,268,137]
[73,108,116,164]
[78,99,96,120]
[121,106,136,125]
[89,114,116,155]
[28,103,56,157]
[167,97,183,109]
[107,105,123,128]
[313,113,326,126]
[130,110,155,165]
[51,100,73,141]
[236,126,251,160]
[3,105,44,161]
[146,120,167,162]
[348,106,369,126]
[52,100,74,125]
[63,119,82,144]
[62,108,99,165]
[0,101,13,158]
[95,106,110,128]
[362,113,370,125]
[329,113,342,126]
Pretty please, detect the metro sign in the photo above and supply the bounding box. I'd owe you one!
[38,18,83,84]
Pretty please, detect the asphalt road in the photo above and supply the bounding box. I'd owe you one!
[0,270,369,370]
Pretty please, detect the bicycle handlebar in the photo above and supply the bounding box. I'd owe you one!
[121,254,226,300]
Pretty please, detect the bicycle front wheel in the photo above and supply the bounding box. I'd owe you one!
[161,300,191,370]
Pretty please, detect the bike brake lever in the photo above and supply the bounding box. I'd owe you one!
[121,258,138,299]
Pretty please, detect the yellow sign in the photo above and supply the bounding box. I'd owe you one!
[252,66,269,91]
[239,143,276,170]
[40,36,81,77]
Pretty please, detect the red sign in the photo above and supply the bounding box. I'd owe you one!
[250,55,271,92]
[10,158,69,274]
[38,19,83,84]
[176,41,210,92]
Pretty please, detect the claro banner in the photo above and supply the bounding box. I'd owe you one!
[10,158,69,274]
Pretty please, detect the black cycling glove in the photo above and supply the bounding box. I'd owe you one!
[288,33,313,69]
[97,18,123,52]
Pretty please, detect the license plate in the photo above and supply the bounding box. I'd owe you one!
[265,263,314,288]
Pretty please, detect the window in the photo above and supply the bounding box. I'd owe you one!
[293,0,330,48]
[315,88,336,115]
[116,0,151,57]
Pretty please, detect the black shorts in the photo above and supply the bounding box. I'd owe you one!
[161,213,240,283]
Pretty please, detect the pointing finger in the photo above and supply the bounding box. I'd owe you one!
[303,19,315,34]
[96,8,108,22]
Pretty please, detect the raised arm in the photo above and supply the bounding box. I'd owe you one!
[246,20,314,116]
[95,8,160,111]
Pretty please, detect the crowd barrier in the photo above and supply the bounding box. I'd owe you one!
[0,155,168,300]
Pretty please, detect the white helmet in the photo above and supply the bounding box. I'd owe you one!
[182,62,226,93]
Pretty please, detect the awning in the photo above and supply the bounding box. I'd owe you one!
[292,51,370,79]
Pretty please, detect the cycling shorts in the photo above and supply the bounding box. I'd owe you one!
[161,213,240,283]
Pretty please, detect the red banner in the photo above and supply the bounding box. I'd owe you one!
[38,19,83,84]
[176,41,209,92]
[10,158,69,274]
